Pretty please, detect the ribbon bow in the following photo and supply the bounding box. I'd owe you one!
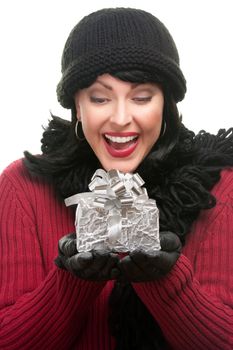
[65,169,149,248]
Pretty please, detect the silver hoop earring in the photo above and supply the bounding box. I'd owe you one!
[75,120,85,141]
[161,121,167,137]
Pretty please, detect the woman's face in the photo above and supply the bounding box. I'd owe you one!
[74,74,164,173]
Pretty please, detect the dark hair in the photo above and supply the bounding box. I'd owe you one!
[24,70,182,198]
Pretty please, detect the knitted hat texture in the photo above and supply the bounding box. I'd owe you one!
[57,8,186,108]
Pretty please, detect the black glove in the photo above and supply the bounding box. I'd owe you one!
[118,231,182,282]
[55,233,121,281]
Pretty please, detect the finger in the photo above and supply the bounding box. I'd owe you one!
[54,256,65,269]
[130,250,163,279]
[129,249,148,263]
[130,248,161,266]
[100,253,120,279]
[78,251,111,280]
[58,233,77,257]
[92,249,111,257]
[153,251,180,272]
[87,249,110,272]
[68,251,93,271]
[63,239,78,257]
[160,232,182,252]
[119,256,144,282]
[66,232,77,240]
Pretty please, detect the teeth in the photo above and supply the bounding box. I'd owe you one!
[105,134,138,143]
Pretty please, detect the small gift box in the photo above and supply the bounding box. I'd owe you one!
[65,169,160,253]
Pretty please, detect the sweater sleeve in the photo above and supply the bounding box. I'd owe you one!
[0,163,106,350]
[133,169,233,350]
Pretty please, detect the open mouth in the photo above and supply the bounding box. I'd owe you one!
[103,133,139,157]
[104,134,138,149]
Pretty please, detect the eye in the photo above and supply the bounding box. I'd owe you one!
[90,96,109,104]
[132,96,152,103]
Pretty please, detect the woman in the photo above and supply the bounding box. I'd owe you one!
[0,7,233,350]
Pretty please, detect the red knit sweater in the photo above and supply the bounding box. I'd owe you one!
[0,160,232,349]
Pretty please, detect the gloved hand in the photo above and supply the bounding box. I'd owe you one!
[118,231,182,282]
[55,233,121,281]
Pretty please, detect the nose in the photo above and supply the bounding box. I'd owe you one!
[109,100,132,127]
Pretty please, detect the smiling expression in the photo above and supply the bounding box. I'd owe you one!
[74,74,164,173]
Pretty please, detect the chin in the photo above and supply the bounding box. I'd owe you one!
[102,160,138,174]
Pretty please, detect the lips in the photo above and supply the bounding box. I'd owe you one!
[103,132,139,158]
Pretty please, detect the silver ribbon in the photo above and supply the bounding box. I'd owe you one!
[65,169,149,245]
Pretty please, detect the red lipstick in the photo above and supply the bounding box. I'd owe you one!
[104,132,139,137]
[103,132,139,158]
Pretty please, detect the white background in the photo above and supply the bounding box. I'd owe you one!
[0,0,232,172]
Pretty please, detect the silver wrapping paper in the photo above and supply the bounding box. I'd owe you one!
[65,169,160,253]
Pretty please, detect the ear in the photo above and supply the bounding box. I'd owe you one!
[76,105,81,121]
[74,92,81,120]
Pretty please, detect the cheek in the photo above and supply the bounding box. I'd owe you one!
[79,107,99,136]
[143,107,163,135]
[81,119,97,139]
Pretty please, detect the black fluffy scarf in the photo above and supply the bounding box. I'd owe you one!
[24,122,233,349]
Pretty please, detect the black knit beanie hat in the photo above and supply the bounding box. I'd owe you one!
[57,7,186,109]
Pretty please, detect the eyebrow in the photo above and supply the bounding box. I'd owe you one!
[95,80,140,90]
